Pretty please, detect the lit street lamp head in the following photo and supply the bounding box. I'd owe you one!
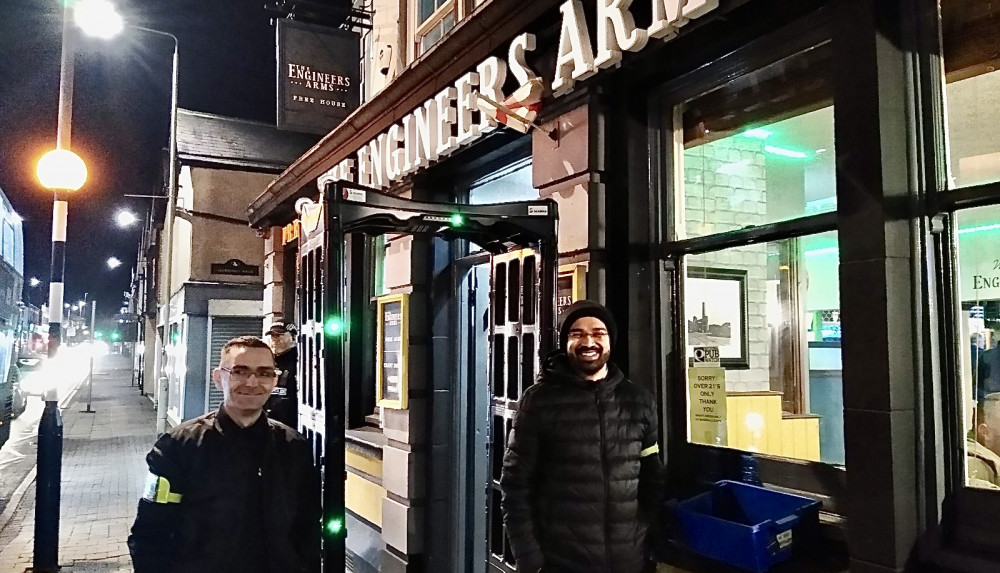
[74,0,124,39]
[115,210,138,227]
[36,149,87,191]
[107,257,122,269]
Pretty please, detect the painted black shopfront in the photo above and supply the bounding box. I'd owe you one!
[249,1,1000,571]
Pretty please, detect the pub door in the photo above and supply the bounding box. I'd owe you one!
[487,249,543,573]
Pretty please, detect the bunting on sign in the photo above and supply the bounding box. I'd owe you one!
[476,77,545,134]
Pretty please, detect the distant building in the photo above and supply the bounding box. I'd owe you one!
[138,109,316,425]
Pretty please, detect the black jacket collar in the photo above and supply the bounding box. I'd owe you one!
[216,404,271,438]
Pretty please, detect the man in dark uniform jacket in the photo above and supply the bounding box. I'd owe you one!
[501,300,665,573]
[265,321,299,429]
[128,336,320,573]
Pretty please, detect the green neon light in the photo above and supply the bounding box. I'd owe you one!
[764,145,809,159]
[803,247,839,257]
[958,223,1000,235]
[450,213,465,227]
[742,128,773,140]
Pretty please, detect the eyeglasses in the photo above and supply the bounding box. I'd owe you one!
[220,366,281,380]
[567,329,609,341]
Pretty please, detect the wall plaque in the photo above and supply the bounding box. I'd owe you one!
[211,259,260,276]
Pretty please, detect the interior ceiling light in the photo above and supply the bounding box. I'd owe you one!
[764,145,808,159]
[742,128,773,140]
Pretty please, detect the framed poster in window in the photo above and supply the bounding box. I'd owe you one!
[685,267,749,369]
[377,293,409,409]
[557,263,587,317]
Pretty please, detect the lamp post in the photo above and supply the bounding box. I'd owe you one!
[30,0,90,568]
[76,0,179,434]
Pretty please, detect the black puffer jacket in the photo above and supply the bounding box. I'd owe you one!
[500,352,664,573]
[128,407,321,573]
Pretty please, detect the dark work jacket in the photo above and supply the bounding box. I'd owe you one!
[128,406,320,573]
[500,352,664,573]
[266,346,299,428]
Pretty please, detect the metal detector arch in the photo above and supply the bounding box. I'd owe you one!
[305,181,558,572]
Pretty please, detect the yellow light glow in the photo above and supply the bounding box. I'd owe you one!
[37,149,88,191]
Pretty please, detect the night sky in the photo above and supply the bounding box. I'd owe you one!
[0,0,276,320]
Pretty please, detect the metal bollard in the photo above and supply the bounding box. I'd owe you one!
[33,400,63,572]
[155,376,168,434]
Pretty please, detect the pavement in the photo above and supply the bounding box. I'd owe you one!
[0,352,155,572]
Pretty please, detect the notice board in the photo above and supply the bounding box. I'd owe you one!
[377,293,409,409]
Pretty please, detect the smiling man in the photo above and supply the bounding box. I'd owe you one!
[128,336,320,573]
[500,301,665,573]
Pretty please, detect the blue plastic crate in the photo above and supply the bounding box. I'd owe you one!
[666,480,821,572]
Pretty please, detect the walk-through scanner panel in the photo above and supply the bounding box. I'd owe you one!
[296,181,558,572]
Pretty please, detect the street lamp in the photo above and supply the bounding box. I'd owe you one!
[107,256,122,269]
[29,277,40,287]
[30,0,88,566]
[76,0,179,435]
[115,209,138,227]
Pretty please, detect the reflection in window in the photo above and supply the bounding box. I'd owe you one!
[684,233,843,465]
[943,3,1000,188]
[955,206,1000,489]
[675,44,840,463]
[678,44,834,239]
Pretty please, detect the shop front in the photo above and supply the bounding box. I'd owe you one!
[249,0,1000,571]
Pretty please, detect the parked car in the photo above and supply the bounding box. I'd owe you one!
[12,356,46,418]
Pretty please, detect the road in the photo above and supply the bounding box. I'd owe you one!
[0,345,101,517]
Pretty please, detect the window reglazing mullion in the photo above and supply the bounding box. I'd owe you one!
[660,212,839,259]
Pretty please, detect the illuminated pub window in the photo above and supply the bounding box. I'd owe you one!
[675,43,844,465]
[942,2,1000,491]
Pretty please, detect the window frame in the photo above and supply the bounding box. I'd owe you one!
[648,11,850,509]
[411,0,468,58]
[918,0,1000,562]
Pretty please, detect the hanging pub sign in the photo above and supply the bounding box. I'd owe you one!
[377,293,409,409]
[276,19,360,135]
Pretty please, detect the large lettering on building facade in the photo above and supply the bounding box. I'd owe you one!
[316,0,718,190]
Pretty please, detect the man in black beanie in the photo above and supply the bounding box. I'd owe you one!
[500,300,664,573]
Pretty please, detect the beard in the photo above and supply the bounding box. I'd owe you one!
[567,344,610,377]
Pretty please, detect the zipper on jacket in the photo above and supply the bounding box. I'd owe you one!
[595,393,612,571]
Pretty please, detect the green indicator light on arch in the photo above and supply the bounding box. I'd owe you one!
[450,213,464,227]
[325,517,344,535]
[324,317,345,336]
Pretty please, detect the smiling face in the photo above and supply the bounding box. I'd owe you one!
[267,330,295,355]
[565,316,612,381]
[212,345,278,415]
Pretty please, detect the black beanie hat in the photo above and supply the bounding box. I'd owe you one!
[559,300,617,351]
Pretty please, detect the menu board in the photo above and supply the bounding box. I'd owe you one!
[377,294,409,409]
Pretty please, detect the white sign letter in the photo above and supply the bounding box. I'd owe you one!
[413,100,439,169]
[386,123,405,181]
[455,71,481,145]
[434,86,458,157]
[594,0,648,69]
[508,34,539,86]
[357,145,372,187]
[477,57,507,133]
[552,0,596,97]
[648,0,717,40]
